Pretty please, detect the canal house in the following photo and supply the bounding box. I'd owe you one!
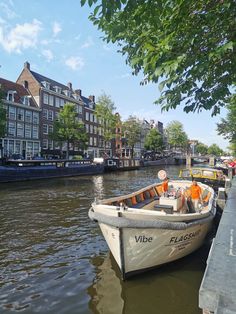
[0,77,40,159]
[17,62,102,159]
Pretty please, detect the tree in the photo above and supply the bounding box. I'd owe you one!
[95,93,117,156]
[165,121,188,151]
[144,128,164,152]
[207,144,224,156]
[0,88,6,139]
[82,0,236,115]
[195,142,208,155]
[216,99,236,155]
[50,103,88,159]
[122,116,141,158]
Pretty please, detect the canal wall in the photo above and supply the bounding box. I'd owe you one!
[199,176,236,314]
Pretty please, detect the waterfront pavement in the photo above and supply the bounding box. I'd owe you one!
[199,176,236,313]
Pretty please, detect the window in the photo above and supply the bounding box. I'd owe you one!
[9,140,14,154]
[17,123,24,138]
[25,124,32,138]
[42,81,50,89]
[27,141,33,156]
[43,139,48,149]
[55,97,60,108]
[9,106,16,120]
[17,108,24,121]
[15,140,21,153]
[43,108,48,119]
[89,137,93,146]
[90,113,93,122]
[33,142,40,154]
[78,105,83,114]
[43,124,48,134]
[33,112,39,124]
[94,137,97,146]
[48,110,53,121]
[8,122,16,137]
[32,125,39,139]
[94,115,97,123]
[7,91,15,102]
[90,125,93,134]
[64,90,71,97]
[22,96,29,106]
[25,111,32,123]
[43,93,49,104]
[85,112,89,121]
[55,111,59,120]
[60,98,65,107]
[54,86,61,94]
[48,139,53,150]
[48,125,53,134]
[49,95,54,106]
[85,124,89,132]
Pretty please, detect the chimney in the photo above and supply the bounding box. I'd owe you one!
[24,61,30,70]
[67,82,72,90]
[75,89,82,96]
[89,95,95,102]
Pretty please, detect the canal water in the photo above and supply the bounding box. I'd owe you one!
[0,165,212,314]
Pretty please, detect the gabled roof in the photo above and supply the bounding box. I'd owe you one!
[30,70,94,108]
[30,70,68,91]
[0,77,38,108]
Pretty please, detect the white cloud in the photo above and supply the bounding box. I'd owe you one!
[0,1,17,19]
[65,56,84,70]
[42,49,54,62]
[0,19,42,53]
[81,36,94,49]
[52,21,61,37]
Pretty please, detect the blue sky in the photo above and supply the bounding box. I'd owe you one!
[0,0,229,150]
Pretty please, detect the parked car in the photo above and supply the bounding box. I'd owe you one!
[10,154,24,160]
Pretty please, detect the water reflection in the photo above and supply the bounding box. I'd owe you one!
[88,245,211,314]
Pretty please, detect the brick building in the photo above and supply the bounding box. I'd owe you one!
[0,77,40,158]
[17,62,102,158]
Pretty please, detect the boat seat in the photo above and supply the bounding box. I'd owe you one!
[154,204,173,214]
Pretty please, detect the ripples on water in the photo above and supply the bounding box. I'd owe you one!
[0,166,207,313]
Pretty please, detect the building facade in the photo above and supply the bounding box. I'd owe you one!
[17,62,102,158]
[0,77,40,158]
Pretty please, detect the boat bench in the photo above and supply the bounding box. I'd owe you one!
[130,196,159,209]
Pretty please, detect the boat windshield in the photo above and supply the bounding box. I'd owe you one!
[202,170,215,178]
[191,169,202,176]
[182,169,190,177]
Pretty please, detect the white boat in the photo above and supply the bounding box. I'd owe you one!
[89,180,216,279]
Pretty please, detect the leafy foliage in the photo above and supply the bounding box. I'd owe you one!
[144,128,164,152]
[81,0,236,115]
[217,97,236,154]
[94,93,118,154]
[165,120,188,149]
[0,88,6,139]
[50,103,88,158]
[207,143,224,156]
[195,142,208,155]
[122,115,141,158]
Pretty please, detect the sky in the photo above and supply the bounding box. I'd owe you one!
[0,0,229,151]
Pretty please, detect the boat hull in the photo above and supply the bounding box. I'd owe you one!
[99,219,212,279]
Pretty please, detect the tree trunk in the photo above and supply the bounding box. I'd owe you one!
[66,140,69,159]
